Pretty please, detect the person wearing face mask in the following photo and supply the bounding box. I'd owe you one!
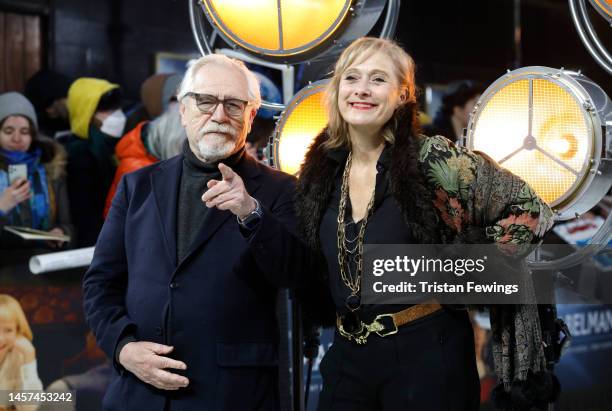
[64,78,125,247]
[102,104,186,217]
[123,72,183,134]
[0,92,73,250]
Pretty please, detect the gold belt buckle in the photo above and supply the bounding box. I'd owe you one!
[372,314,398,337]
[336,315,364,344]
[336,314,398,344]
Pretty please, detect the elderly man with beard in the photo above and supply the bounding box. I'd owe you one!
[82,54,300,411]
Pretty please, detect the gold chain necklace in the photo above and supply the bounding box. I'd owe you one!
[337,151,376,312]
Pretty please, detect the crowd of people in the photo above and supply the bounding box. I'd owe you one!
[0,70,188,250]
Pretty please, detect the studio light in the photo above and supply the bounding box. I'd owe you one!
[271,80,329,175]
[201,0,351,58]
[466,66,611,221]
[569,0,612,75]
[589,0,612,22]
[191,0,398,65]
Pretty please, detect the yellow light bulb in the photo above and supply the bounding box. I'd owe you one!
[471,77,591,205]
[275,85,328,175]
[203,0,351,57]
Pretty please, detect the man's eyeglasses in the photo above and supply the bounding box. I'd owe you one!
[183,92,251,118]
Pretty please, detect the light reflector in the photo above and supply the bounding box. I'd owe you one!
[467,67,611,220]
[272,81,329,175]
[202,0,351,57]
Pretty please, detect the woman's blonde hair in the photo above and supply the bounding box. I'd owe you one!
[323,37,417,150]
[0,295,33,341]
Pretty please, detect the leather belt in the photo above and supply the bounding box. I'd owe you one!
[336,301,443,345]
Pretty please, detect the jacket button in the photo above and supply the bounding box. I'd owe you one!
[156,327,163,336]
[170,282,179,289]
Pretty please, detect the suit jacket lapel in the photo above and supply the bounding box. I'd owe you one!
[151,156,183,267]
[180,154,263,264]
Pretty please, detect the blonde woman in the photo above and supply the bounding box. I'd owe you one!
[290,37,555,410]
[0,294,42,411]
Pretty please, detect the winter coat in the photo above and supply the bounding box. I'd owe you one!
[103,122,157,217]
[0,137,73,248]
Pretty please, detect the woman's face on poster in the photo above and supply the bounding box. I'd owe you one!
[0,317,17,359]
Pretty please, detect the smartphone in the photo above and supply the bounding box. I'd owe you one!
[8,164,27,184]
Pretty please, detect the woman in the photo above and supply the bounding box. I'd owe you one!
[0,92,72,248]
[0,294,42,411]
[294,38,556,410]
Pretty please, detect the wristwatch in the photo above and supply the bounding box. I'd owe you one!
[237,198,263,230]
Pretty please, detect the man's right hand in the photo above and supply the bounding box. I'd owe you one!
[118,341,189,390]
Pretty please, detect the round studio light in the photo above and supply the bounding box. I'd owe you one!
[271,80,329,175]
[201,0,352,58]
[589,0,612,23]
[192,0,398,66]
[466,66,611,221]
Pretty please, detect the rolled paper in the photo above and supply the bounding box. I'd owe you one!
[29,247,95,274]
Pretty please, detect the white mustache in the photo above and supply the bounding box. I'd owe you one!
[199,123,237,137]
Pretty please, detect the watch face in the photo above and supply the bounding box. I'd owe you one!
[242,213,262,230]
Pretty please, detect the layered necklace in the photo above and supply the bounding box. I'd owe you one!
[337,151,376,312]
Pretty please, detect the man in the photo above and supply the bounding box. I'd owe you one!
[83,54,298,410]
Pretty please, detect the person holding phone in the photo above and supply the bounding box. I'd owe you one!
[0,92,73,249]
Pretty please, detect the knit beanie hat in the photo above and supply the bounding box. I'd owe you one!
[0,92,38,130]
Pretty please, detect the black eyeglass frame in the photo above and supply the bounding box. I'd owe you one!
[182,92,252,117]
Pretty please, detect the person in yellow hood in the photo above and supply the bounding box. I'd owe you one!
[64,78,125,247]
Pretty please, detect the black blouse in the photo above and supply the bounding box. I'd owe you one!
[318,145,416,321]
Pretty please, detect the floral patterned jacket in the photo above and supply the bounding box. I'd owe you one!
[419,134,554,247]
[418,134,555,391]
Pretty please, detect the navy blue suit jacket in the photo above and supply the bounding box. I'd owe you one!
[83,153,300,411]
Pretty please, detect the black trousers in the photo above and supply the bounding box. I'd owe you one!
[317,307,480,411]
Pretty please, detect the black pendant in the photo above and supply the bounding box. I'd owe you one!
[345,293,361,311]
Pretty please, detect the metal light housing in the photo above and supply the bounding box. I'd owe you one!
[270,80,329,175]
[466,66,612,221]
[190,0,399,65]
[589,0,612,22]
[201,0,351,58]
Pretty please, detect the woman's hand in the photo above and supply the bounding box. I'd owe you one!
[0,178,31,214]
[12,336,36,364]
[46,227,66,249]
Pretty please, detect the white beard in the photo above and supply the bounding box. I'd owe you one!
[194,123,241,163]
[196,134,236,163]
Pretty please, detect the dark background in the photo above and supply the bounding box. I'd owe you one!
[0,0,609,103]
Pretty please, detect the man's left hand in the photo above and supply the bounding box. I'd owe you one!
[202,163,256,219]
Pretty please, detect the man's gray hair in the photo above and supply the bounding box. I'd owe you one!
[177,54,261,110]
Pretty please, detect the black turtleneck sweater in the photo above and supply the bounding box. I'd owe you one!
[176,141,245,262]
